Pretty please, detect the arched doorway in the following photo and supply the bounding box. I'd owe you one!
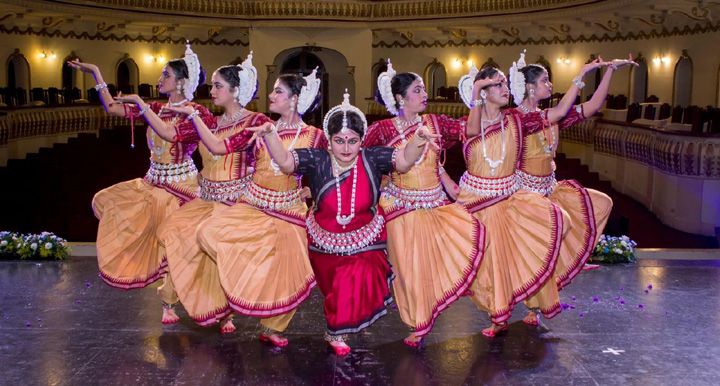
[673,50,692,108]
[535,55,553,82]
[424,59,447,99]
[61,52,84,101]
[269,47,353,128]
[629,53,648,105]
[371,58,387,98]
[6,49,30,106]
[116,54,139,95]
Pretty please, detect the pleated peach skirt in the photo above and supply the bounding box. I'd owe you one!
[550,181,612,289]
[93,178,196,289]
[381,200,485,337]
[157,198,232,326]
[196,202,316,318]
[460,190,566,324]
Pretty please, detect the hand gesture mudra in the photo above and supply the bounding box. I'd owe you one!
[66,59,99,75]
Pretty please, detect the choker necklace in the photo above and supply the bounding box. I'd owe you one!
[480,112,506,176]
[277,118,305,132]
[170,99,189,107]
[331,153,359,229]
[220,108,244,124]
[481,113,503,124]
[270,118,304,175]
[394,116,422,146]
[518,104,539,114]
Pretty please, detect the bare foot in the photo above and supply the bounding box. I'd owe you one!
[328,340,351,355]
[161,307,179,324]
[403,332,422,347]
[523,312,539,326]
[220,318,236,333]
[260,332,288,347]
[481,323,508,337]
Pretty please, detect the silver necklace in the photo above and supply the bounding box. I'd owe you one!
[277,118,305,131]
[170,99,189,107]
[518,104,539,114]
[220,108,244,125]
[331,153,359,229]
[480,112,506,176]
[394,116,422,145]
[270,120,304,175]
[153,104,179,156]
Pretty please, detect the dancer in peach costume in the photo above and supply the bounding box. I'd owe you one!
[68,44,212,324]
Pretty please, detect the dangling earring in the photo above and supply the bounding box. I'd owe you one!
[398,99,405,117]
[289,98,296,113]
[177,82,183,95]
[480,90,487,104]
[529,88,535,98]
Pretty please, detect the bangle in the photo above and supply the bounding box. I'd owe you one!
[438,166,446,175]
[471,99,485,108]
[260,124,277,137]
[572,76,585,90]
[186,110,200,121]
[610,64,618,71]
[95,82,107,92]
[138,105,151,116]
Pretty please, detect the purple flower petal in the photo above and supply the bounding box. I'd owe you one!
[37,318,42,322]
[25,322,31,327]
[644,289,649,294]
[593,297,599,302]
[76,300,81,304]
[620,287,624,291]
[620,300,625,304]
[638,304,644,308]
[579,312,584,317]
[647,284,653,289]
[665,311,669,315]
[392,304,397,309]
[614,296,621,300]
[85,282,92,287]
[571,296,576,301]
[570,305,576,309]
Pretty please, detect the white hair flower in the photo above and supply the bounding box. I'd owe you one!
[509,49,527,106]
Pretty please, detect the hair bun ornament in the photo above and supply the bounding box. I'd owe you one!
[509,49,527,106]
[236,51,258,107]
[182,41,201,101]
[377,59,398,116]
[458,64,480,109]
[322,89,368,142]
[297,67,321,115]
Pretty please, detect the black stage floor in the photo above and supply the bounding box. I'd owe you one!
[1,257,719,385]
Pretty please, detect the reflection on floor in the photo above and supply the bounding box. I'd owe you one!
[1,257,719,385]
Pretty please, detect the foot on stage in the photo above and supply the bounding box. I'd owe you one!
[220,317,236,334]
[482,323,509,338]
[260,327,289,347]
[403,331,423,347]
[523,312,539,326]
[324,332,351,355]
[161,306,180,324]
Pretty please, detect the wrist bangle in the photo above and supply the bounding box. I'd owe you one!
[95,82,107,92]
[260,124,277,137]
[471,99,485,108]
[186,110,200,121]
[610,64,618,71]
[572,76,585,90]
[438,166,446,175]
[138,105,151,116]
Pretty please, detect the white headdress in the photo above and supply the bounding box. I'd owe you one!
[458,64,480,109]
[323,89,368,142]
[377,59,398,116]
[509,49,527,106]
[297,67,321,115]
[235,51,258,107]
[182,42,201,101]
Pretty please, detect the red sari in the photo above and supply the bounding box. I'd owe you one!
[292,147,397,335]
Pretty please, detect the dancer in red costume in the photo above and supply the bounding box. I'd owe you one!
[249,91,437,355]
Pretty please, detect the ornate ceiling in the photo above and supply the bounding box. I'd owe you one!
[0,0,718,46]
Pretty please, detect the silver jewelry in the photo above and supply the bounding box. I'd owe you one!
[153,104,181,155]
[94,82,108,92]
[537,126,557,155]
[138,105,151,116]
[260,325,281,336]
[289,99,296,112]
[170,99,188,107]
[529,88,535,97]
[331,153,359,228]
[220,108,244,125]
[270,119,304,175]
[480,112,506,176]
[480,90,487,100]
[471,99,485,108]
[186,110,200,121]
[324,331,347,342]
[518,104,540,114]
[176,82,183,95]
[572,76,585,90]
[610,64,618,71]
[399,99,405,107]
[161,301,177,310]
[323,90,368,142]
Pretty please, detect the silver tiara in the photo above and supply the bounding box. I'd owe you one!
[322,89,367,142]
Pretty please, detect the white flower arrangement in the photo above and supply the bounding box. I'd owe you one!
[0,231,71,260]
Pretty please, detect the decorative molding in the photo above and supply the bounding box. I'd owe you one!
[0,24,249,46]
[373,20,720,48]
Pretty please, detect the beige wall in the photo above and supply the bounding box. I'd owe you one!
[4,28,718,108]
[373,31,720,107]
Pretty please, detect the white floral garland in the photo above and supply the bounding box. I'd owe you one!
[458,64,479,109]
[235,51,257,107]
[377,59,398,116]
[509,49,527,106]
[297,67,321,115]
[182,43,201,102]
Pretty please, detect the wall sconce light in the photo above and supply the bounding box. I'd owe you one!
[146,54,165,63]
[453,58,463,68]
[653,55,669,65]
[39,51,57,59]
[556,56,571,64]
[467,59,474,68]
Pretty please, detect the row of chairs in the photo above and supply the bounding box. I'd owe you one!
[626,103,720,133]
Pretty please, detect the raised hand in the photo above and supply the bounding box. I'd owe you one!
[578,57,610,78]
[473,78,501,97]
[164,105,195,115]
[112,93,143,106]
[416,125,441,150]
[66,59,99,75]
[611,53,639,69]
